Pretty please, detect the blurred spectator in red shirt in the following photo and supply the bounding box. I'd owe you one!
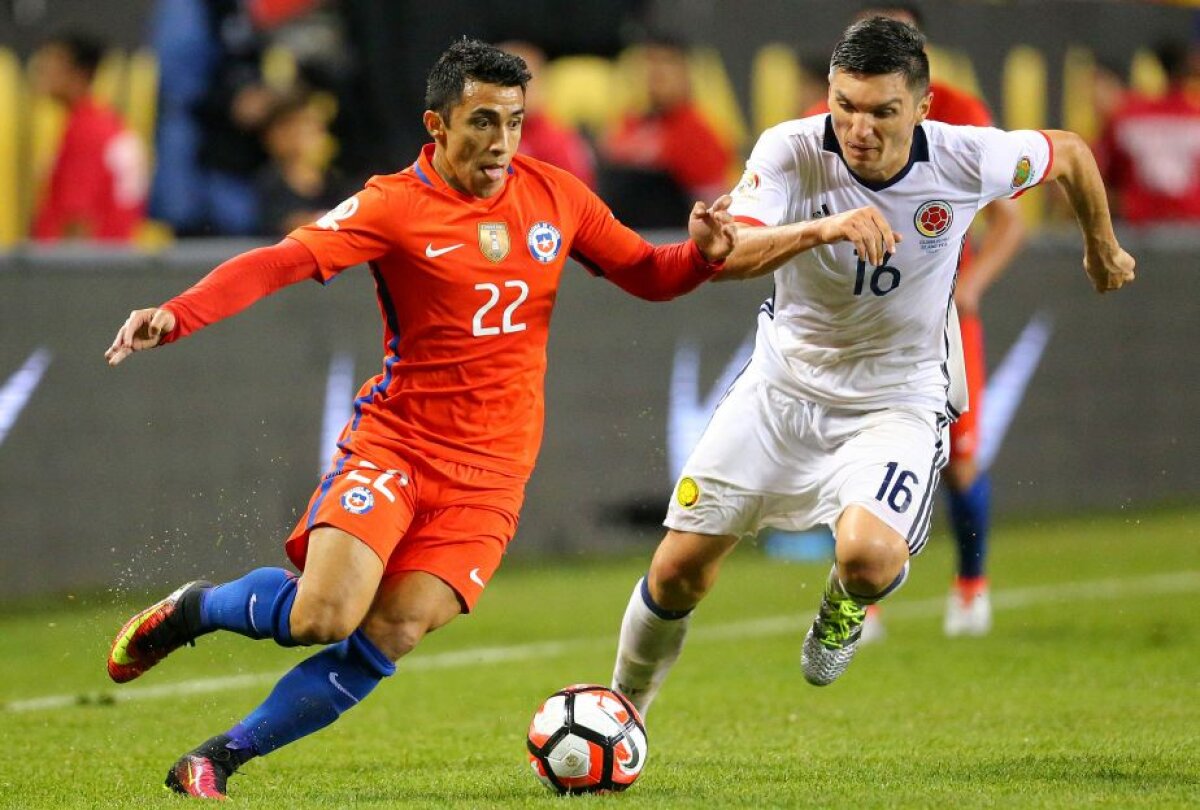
[1097,40,1200,225]
[499,40,596,188]
[31,34,148,242]
[255,93,353,236]
[599,34,733,227]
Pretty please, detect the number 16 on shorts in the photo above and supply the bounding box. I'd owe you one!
[875,462,919,513]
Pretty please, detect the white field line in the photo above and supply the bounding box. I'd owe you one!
[6,570,1198,713]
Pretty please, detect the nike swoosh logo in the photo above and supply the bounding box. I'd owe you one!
[469,567,485,588]
[425,242,465,258]
[328,671,359,704]
[247,594,258,634]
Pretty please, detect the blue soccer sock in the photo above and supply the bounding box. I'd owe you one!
[198,567,300,646]
[946,473,991,580]
[225,629,396,758]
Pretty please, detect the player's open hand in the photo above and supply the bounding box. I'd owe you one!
[105,307,176,366]
[689,195,738,262]
[817,205,902,267]
[1084,245,1136,294]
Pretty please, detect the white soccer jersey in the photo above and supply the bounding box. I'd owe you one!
[729,116,1052,415]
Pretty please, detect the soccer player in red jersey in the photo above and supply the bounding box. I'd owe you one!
[805,3,1027,637]
[103,38,736,800]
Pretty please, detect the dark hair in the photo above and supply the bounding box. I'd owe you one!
[638,29,691,53]
[263,91,313,133]
[858,2,924,30]
[45,33,104,80]
[830,16,929,93]
[425,37,532,120]
[1153,39,1189,82]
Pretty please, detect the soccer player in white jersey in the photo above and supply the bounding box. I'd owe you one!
[611,16,1135,712]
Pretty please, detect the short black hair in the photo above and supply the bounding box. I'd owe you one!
[858,2,924,30]
[45,33,104,80]
[425,37,532,120]
[830,16,929,93]
[1153,39,1189,82]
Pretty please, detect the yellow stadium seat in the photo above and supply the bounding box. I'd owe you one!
[691,46,748,155]
[751,44,801,133]
[262,44,298,92]
[1062,46,1099,143]
[543,55,621,135]
[25,66,66,237]
[126,49,159,164]
[0,49,20,247]
[1129,48,1168,98]
[1003,45,1048,229]
[93,49,127,111]
[927,44,983,99]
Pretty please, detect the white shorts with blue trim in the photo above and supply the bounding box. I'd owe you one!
[665,361,948,555]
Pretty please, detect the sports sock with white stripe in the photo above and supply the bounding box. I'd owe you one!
[611,576,693,719]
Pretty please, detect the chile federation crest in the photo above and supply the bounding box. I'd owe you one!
[526,221,563,264]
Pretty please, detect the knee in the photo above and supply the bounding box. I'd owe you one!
[360,615,433,662]
[835,528,908,596]
[649,544,719,610]
[289,594,361,645]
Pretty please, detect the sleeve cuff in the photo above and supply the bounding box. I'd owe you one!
[689,239,726,275]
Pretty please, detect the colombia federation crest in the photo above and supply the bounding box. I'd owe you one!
[526,221,563,263]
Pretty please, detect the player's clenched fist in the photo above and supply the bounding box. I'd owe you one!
[1083,246,1136,294]
[689,195,738,263]
[105,307,176,366]
[816,205,903,268]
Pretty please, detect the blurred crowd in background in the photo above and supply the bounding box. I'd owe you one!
[6,0,1200,246]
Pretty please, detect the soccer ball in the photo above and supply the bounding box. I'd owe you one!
[526,683,647,794]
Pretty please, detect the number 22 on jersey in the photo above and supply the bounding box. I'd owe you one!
[472,280,529,336]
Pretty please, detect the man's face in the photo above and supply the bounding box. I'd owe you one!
[644,45,691,111]
[827,68,931,182]
[32,44,76,103]
[425,80,524,199]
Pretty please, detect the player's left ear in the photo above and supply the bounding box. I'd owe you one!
[423,109,447,144]
[914,89,933,123]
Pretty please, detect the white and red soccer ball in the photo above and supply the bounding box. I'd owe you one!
[526,684,647,794]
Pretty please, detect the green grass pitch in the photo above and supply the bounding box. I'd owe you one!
[1,507,1197,808]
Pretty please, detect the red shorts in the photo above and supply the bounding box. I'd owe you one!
[949,312,985,464]
[285,448,526,612]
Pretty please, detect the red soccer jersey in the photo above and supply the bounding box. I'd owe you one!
[32,97,147,242]
[602,103,733,200]
[1096,88,1200,225]
[285,144,712,478]
[517,112,596,189]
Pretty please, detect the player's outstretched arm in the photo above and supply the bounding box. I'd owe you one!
[717,206,903,281]
[1042,130,1135,294]
[104,238,321,367]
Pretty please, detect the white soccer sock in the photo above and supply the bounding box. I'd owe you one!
[611,576,692,719]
